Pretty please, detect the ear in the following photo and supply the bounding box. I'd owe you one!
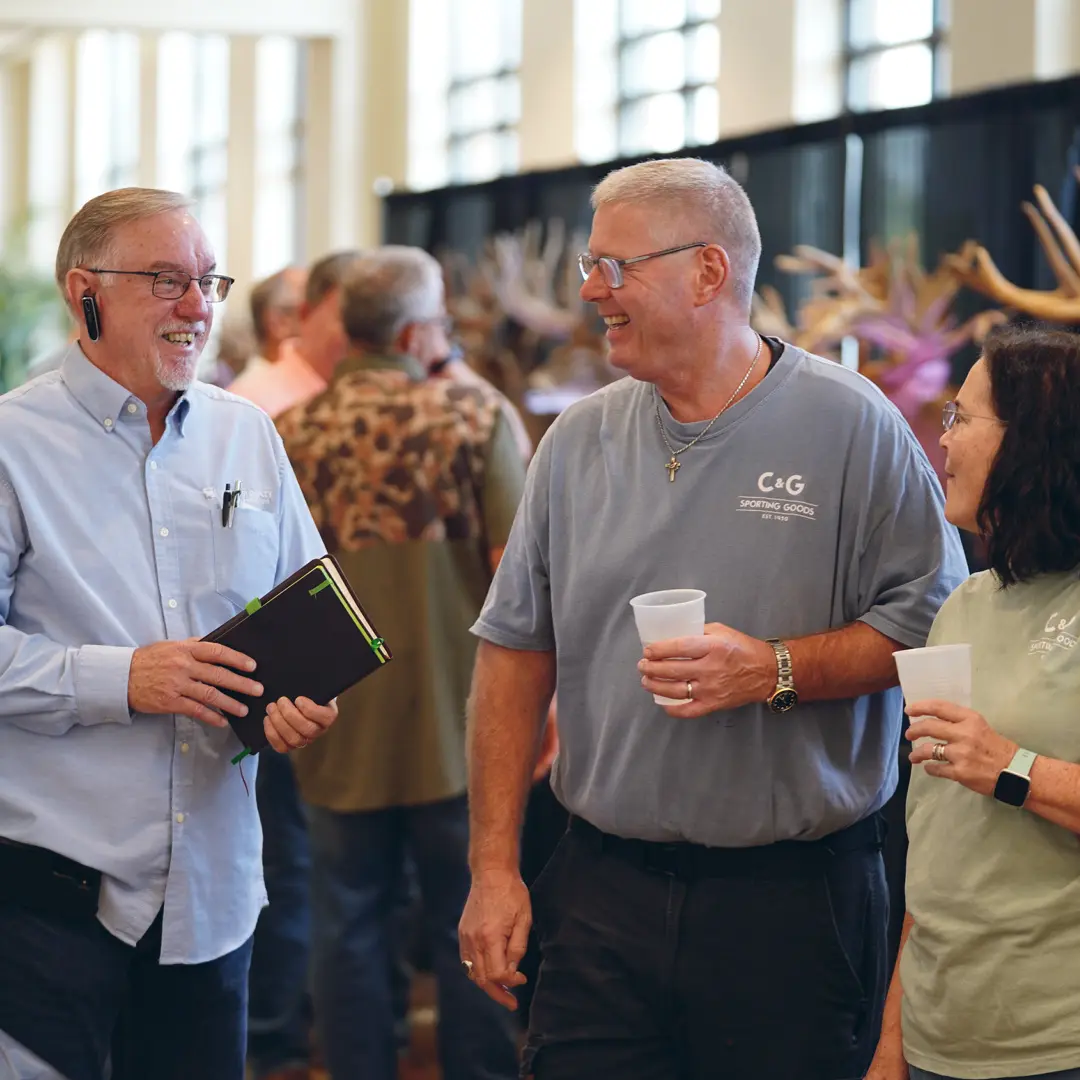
[395,323,418,355]
[695,244,731,306]
[64,267,95,311]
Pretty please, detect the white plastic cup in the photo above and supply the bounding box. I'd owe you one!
[630,589,706,705]
[893,643,972,738]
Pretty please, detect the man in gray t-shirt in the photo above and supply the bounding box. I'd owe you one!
[458,158,966,1080]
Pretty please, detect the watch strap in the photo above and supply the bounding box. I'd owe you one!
[1005,747,1037,779]
[766,638,794,689]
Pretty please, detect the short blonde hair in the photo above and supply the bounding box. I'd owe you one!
[341,246,443,349]
[591,158,762,311]
[55,187,194,299]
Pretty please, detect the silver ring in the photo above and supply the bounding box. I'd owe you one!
[461,959,474,978]
[932,741,948,763]
[686,680,694,701]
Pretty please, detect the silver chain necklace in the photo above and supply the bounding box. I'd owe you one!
[654,335,764,482]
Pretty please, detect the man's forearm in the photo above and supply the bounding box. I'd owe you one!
[786,621,905,703]
[466,640,556,873]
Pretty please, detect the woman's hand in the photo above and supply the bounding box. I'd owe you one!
[906,698,1018,797]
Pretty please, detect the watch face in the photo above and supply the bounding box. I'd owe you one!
[769,689,798,713]
[994,770,1030,807]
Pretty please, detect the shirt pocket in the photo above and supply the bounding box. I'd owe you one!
[208,497,280,610]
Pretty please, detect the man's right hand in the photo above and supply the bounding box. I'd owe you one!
[458,867,531,1010]
[128,639,262,727]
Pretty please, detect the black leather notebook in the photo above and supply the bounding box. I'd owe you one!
[202,554,392,757]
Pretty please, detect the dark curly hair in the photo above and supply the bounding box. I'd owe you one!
[978,324,1080,586]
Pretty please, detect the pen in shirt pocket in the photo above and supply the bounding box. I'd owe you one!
[222,480,242,528]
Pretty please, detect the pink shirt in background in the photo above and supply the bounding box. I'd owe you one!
[226,340,327,419]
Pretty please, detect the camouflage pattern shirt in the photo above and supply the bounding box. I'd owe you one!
[277,352,527,810]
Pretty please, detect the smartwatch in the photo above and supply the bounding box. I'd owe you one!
[993,747,1037,807]
[765,638,798,713]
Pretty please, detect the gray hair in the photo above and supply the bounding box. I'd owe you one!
[305,249,365,309]
[591,158,762,311]
[55,188,194,302]
[341,246,443,350]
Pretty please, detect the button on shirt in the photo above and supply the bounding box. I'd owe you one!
[0,348,325,963]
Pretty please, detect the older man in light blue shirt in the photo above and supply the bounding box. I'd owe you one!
[0,188,336,1080]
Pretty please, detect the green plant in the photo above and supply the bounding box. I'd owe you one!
[0,216,66,393]
[0,263,63,393]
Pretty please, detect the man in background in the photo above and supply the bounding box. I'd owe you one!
[277,245,524,1080]
[234,267,306,380]
[230,249,363,1080]
[229,253,360,420]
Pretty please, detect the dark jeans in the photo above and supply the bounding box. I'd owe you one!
[524,816,889,1080]
[515,777,571,1025]
[247,751,313,1075]
[309,795,519,1080]
[0,902,252,1080]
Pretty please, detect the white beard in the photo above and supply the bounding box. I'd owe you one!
[155,353,197,392]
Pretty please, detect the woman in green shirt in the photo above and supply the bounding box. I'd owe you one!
[868,326,1080,1080]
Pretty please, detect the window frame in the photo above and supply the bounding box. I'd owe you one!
[444,1,522,184]
[613,4,720,157]
[842,0,948,112]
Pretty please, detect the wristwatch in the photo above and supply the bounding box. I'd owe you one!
[993,747,1037,807]
[765,638,798,713]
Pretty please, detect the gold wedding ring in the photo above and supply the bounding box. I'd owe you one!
[932,741,948,763]
[461,959,474,978]
[686,681,694,701]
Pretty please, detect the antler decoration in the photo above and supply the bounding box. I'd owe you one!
[945,166,1080,322]
[440,221,615,419]
[762,236,1005,480]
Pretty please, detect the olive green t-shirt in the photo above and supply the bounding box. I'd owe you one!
[902,570,1080,1078]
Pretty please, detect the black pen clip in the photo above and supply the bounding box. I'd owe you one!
[222,480,241,528]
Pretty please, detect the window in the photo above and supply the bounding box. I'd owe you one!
[407,0,521,190]
[577,0,720,162]
[844,0,947,111]
[447,0,521,184]
[74,31,140,207]
[26,34,69,271]
[157,33,230,264]
[252,36,306,278]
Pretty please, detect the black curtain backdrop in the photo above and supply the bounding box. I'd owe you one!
[385,73,1080,367]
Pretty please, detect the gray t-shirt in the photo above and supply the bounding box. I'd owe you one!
[473,343,968,846]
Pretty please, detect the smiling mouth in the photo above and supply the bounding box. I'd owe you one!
[603,315,630,330]
[163,332,196,345]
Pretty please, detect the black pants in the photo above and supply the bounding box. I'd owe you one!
[0,902,253,1080]
[524,817,888,1080]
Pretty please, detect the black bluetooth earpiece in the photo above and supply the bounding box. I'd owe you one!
[82,294,101,342]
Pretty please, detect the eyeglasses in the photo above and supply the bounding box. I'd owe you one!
[577,242,708,289]
[86,268,234,303]
[942,400,1004,431]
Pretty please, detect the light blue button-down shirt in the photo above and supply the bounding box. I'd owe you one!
[0,346,324,964]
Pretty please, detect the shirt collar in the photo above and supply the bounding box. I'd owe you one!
[61,344,193,436]
[336,351,428,383]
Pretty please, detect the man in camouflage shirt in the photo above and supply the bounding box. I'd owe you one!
[276,246,524,1080]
